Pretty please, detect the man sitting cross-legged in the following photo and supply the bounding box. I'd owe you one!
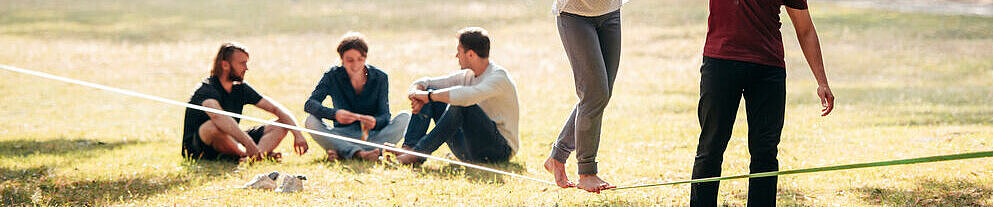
[181,42,309,162]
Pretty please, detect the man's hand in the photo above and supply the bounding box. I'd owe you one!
[357,115,376,131]
[408,89,428,114]
[818,86,835,116]
[253,97,308,156]
[244,144,262,160]
[410,99,425,114]
[786,8,834,117]
[335,110,358,124]
[408,90,429,104]
[292,133,309,155]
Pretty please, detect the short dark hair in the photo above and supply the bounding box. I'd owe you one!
[211,42,249,78]
[336,32,368,58]
[457,27,490,58]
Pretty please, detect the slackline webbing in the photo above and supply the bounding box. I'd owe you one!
[612,150,993,190]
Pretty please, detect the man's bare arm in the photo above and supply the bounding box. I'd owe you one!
[202,99,259,156]
[254,96,308,154]
[787,8,835,116]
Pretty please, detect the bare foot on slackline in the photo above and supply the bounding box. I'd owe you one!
[543,157,575,188]
[576,174,615,193]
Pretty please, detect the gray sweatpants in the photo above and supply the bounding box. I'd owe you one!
[304,113,410,159]
[550,10,622,175]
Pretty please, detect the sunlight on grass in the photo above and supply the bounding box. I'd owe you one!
[1,0,991,205]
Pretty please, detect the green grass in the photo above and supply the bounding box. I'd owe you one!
[1,0,992,206]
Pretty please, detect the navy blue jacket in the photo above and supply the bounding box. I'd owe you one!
[304,65,390,130]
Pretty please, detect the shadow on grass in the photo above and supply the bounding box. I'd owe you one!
[777,188,817,207]
[311,157,384,174]
[854,178,992,206]
[180,158,240,177]
[725,187,816,206]
[0,138,136,158]
[308,154,530,185]
[575,199,661,206]
[416,161,528,185]
[1,160,237,206]
[868,109,993,127]
[808,85,993,127]
[0,138,238,206]
[306,150,530,183]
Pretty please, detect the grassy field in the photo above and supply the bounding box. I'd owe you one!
[1,0,992,206]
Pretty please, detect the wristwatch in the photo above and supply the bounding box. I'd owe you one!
[427,89,434,102]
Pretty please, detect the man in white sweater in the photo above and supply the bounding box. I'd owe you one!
[397,27,520,164]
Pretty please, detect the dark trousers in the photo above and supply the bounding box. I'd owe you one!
[691,57,786,207]
[403,102,511,163]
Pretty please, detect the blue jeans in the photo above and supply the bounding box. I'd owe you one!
[305,113,410,159]
[403,102,511,163]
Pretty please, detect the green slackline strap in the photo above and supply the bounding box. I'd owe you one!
[612,150,993,190]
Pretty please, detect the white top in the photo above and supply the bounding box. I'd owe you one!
[552,0,628,17]
[412,62,521,156]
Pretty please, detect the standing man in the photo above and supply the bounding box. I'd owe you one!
[182,42,309,161]
[691,0,835,206]
[396,27,520,165]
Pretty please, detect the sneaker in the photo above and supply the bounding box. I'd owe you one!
[240,171,280,190]
[275,174,307,193]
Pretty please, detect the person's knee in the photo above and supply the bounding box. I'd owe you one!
[304,115,323,130]
[419,102,445,115]
[395,111,411,121]
[442,105,466,117]
[578,87,611,110]
[393,111,412,125]
[749,156,779,172]
[198,121,222,143]
[268,125,289,137]
[747,139,778,154]
[748,146,778,162]
[693,152,725,166]
[198,123,245,156]
[398,111,412,117]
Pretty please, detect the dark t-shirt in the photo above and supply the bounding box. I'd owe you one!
[181,76,263,152]
[703,0,808,68]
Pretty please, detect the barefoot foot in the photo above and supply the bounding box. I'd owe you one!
[355,150,382,162]
[325,150,339,161]
[577,174,615,193]
[396,153,426,165]
[543,158,575,188]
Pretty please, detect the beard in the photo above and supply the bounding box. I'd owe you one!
[228,70,244,82]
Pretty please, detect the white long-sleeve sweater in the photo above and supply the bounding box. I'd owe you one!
[413,62,521,156]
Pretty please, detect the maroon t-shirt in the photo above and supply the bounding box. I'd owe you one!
[703,0,808,68]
